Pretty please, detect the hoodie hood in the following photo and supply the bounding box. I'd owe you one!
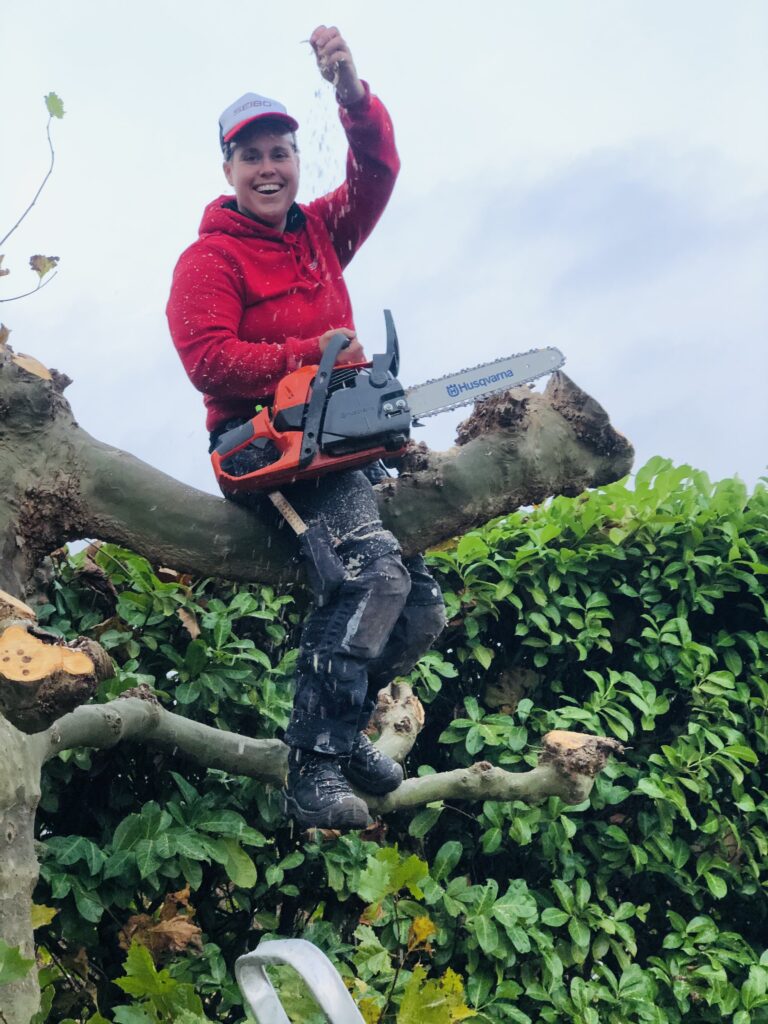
[199,194,306,241]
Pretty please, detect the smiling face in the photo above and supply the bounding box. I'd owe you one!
[223,121,300,232]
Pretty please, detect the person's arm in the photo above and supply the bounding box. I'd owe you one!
[166,244,322,401]
[305,26,400,268]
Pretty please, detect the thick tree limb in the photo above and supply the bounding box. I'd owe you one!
[31,695,288,785]
[379,376,634,554]
[367,732,624,813]
[0,344,633,598]
[8,688,620,1024]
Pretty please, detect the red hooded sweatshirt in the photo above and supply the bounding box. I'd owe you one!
[167,85,400,433]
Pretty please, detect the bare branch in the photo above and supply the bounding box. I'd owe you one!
[368,733,624,813]
[30,696,620,813]
[0,118,56,249]
[32,697,288,785]
[0,271,58,303]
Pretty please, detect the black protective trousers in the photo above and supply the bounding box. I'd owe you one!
[211,424,446,756]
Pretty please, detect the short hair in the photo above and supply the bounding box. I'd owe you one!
[222,121,299,161]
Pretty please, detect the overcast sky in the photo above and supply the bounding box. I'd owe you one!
[2,0,766,499]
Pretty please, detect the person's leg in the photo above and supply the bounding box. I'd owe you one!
[356,553,446,731]
[282,471,413,827]
[285,549,412,751]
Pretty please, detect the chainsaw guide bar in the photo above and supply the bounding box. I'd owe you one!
[405,346,565,420]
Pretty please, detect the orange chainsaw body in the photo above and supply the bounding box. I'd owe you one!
[211,320,411,494]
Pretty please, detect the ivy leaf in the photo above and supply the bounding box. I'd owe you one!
[397,965,476,1023]
[0,940,35,987]
[29,254,59,279]
[114,942,176,1000]
[357,846,428,905]
[44,92,65,118]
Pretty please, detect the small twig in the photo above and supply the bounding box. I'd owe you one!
[0,116,56,248]
[0,271,58,303]
[39,941,83,993]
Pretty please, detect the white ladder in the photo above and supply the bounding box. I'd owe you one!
[235,939,366,1024]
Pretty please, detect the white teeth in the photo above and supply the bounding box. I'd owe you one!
[256,184,281,194]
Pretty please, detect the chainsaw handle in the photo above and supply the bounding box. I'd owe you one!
[318,331,352,363]
[300,332,349,468]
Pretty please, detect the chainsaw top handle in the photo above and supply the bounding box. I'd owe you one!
[299,331,353,468]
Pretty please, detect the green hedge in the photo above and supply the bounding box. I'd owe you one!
[31,457,768,1023]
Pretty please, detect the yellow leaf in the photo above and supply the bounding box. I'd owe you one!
[31,904,59,929]
[11,353,52,380]
[29,254,59,279]
[359,997,383,1024]
[408,914,437,952]
[397,966,476,1023]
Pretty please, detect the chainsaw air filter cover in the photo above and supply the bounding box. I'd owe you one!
[320,367,411,453]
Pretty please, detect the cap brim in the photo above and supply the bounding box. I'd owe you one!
[223,112,299,144]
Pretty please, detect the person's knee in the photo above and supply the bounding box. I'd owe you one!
[338,552,411,661]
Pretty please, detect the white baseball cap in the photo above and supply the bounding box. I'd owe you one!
[219,92,299,150]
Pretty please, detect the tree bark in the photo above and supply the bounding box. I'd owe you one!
[0,715,42,1024]
[0,343,633,599]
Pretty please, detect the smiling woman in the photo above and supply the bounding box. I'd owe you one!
[164,25,448,832]
[223,126,300,230]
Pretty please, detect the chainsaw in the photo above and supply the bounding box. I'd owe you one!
[211,311,565,495]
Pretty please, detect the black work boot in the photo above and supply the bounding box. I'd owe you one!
[284,749,371,830]
[341,732,404,795]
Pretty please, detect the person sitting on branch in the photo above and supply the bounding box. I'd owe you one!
[167,26,445,830]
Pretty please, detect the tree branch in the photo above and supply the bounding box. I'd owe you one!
[0,117,56,248]
[0,271,58,303]
[30,696,621,812]
[32,696,288,785]
[2,340,633,597]
[368,733,623,813]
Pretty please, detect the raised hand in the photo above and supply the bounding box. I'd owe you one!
[309,25,366,107]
